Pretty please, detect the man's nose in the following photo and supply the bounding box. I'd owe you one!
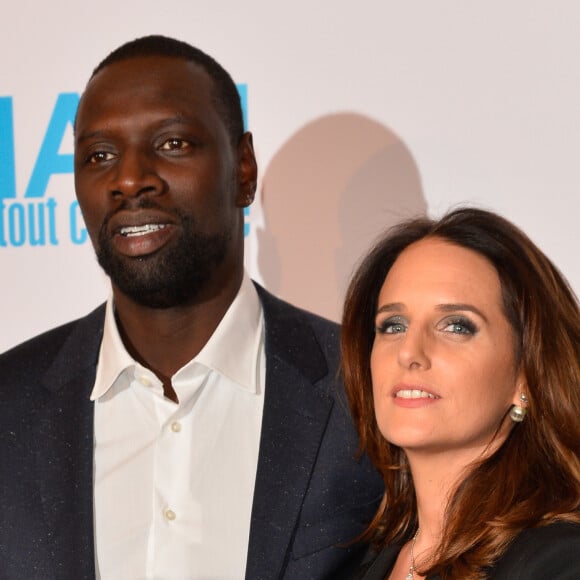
[109,150,165,199]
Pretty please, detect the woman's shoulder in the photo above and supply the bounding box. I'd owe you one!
[350,543,401,580]
[490,521,580,579]
[353,522,580,579]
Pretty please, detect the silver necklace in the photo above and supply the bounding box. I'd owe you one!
[405,528,420,580]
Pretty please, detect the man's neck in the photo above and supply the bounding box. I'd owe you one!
[111,275,243,390]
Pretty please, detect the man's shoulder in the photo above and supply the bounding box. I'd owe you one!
[254,282,341,372]
[0,304,106,380]
[255,282,339,336]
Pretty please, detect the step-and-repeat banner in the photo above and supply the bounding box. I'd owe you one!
[1,0,579,351]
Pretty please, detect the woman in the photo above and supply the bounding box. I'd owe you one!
[342,207,580,579]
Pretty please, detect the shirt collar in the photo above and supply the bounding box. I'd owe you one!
[91,272,263,401]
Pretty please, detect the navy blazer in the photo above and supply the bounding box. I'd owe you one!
[0,284,383,579]
[355,522,580,579]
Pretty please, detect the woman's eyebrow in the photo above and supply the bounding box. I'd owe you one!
[435,303,488,322]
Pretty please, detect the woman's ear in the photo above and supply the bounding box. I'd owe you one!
[509,371,529,423]
[511,370,528,408]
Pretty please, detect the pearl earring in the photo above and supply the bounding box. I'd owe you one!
[509,393,528,423]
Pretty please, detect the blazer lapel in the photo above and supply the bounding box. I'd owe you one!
[246,286,335,579]
[32,305,105,580]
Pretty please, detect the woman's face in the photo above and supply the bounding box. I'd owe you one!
[370,237,522,462]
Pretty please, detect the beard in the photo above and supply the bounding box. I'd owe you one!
[96,207,231,309]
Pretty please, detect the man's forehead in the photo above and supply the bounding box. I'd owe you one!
[75,60,220,137]
[79,58,213,109]
[86,56,212,95]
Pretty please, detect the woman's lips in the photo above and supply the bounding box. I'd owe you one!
[391,384,440,408]
[394,388,437,399]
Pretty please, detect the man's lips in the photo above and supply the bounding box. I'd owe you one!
[106,211,177,257]
[108,210,176,233]
[118,223,169,237]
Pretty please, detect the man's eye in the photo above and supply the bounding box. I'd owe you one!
[160,138,189,151]
[87,151,115,164]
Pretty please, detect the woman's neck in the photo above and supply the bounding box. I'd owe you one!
[406,451,470,563]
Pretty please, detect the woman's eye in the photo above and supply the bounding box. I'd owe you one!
[441,317,477,335]
[376,317,407,335]
[160,138,189,151]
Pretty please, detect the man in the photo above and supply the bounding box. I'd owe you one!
[0,36,382,579]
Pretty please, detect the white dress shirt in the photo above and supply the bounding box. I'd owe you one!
[92,273,265,580]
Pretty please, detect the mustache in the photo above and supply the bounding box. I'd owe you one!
[101,198,186,229]
[98,198,190,243]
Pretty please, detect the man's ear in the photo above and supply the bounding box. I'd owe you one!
[236,132,258,207]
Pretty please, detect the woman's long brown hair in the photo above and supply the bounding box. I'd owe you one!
[341,207,580,578]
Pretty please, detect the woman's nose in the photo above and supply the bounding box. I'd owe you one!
[397,328,431,370]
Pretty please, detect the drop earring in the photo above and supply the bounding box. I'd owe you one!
[509,393,528,423]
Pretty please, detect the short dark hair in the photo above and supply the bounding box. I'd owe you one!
[342,206,580,577]
[90,35,244,147]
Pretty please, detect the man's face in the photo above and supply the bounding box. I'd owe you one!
[74,56,256,308]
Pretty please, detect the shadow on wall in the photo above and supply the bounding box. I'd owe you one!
[258,112,426,322]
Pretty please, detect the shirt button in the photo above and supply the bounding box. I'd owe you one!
[164,508,176,521]
[171,421,182,433]
[139,376,152,387]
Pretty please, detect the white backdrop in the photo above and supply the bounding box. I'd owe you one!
[1,0,579,352]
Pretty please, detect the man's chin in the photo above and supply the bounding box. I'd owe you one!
[109,276,202,309]
[97,225,230,309]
